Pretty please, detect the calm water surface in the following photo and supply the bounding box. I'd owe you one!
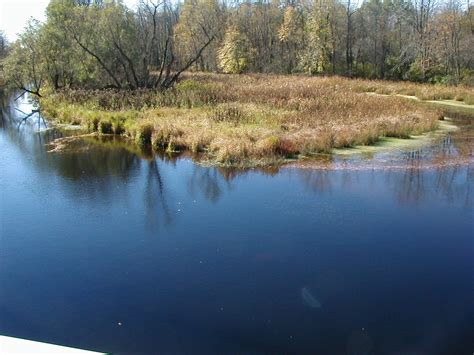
[1,96,473,354]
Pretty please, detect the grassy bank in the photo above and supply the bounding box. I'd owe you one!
[354,79,474,105]
[40,73,450,167]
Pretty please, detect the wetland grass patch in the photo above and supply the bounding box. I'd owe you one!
[40,73,452,167]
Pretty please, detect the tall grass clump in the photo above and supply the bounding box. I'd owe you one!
[135,123,154,147]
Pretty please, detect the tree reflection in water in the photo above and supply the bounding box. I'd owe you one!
[3,93,472,223]
[297,162,472,210]
[298,169,333,194]
[187,167,226,203]
[144,159,172,231]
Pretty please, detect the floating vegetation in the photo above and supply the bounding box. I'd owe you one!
[288,156,473,171]
[332,121,459,156]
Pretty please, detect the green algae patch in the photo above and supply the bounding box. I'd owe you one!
[333,121,458,156]
[423,101,474,120]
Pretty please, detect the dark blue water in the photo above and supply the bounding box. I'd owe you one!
[1,96,473,354]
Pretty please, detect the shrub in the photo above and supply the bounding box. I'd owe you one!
[135,123,154,146]
[86,115,100,132]
[98,119,113,134]
[256,135,280,155]
[209,104,246,124]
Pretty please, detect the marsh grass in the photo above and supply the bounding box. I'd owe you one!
[353,79,474,105]
[40,73,452,167]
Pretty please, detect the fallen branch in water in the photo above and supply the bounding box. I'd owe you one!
[46,133,98,153]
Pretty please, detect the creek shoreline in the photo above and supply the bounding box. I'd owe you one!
[9,73,473,169]
[39,74,470,168]
[44,117,473,172]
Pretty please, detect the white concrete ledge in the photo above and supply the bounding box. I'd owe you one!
[0,335,105,354]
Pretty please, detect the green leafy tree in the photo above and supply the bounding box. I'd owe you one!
[0,31,8,59]
[4,20,45,96]
[299,0,341,74]
[278,6,305,73]
[174,0,223,71]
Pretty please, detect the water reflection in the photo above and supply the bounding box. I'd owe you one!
[187,167,230,203]
[389,165,473,208]
[1,94,474,354]
[298,169,333,194]
[297,165,472,209]
[144,159,173,230]
[301,287,322,308]
[2,94,473,219]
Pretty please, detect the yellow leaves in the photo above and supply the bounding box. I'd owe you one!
[278,6,297,42]
[217,26,251,74]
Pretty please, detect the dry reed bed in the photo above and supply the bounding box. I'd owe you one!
[349,78,474,104]
[41,73,445,167]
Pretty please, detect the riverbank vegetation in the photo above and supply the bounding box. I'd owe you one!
[40,73,445,166]
[0,31,7,93]
[2,0,474,96]
[1,0,473,166]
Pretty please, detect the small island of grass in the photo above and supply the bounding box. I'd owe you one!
[40,73,474,167]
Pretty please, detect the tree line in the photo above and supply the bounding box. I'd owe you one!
[1,0,473,96]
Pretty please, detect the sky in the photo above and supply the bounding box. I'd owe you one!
[0,0,137,42]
